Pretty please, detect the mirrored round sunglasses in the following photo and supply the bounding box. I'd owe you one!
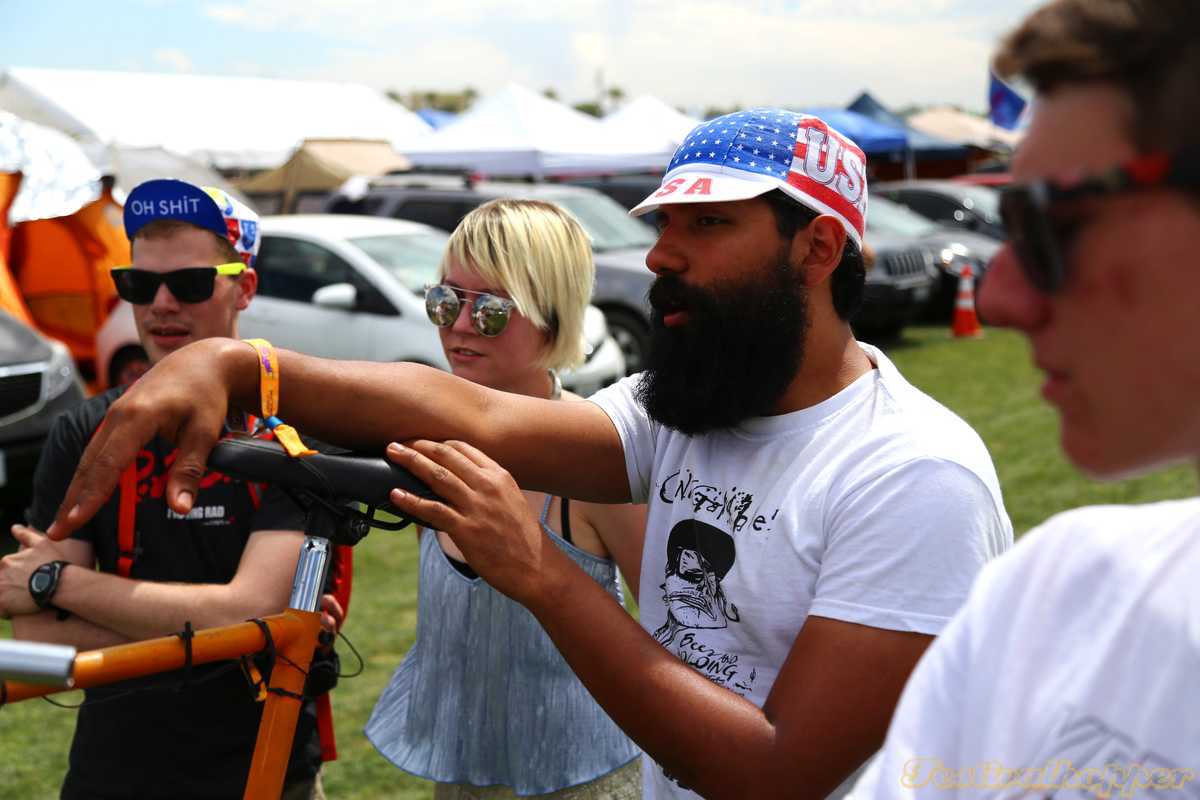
[424,283,516,337]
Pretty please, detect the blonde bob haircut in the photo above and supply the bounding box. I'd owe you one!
[439,198,595,371]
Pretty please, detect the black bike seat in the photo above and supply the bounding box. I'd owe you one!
[207,436,440,509]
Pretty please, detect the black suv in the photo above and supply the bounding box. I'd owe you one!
[0,312,87,531]
[325,176,658,373]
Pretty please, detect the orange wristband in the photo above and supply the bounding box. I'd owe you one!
[242,338,279,420]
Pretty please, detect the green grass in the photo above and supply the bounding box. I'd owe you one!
[2,324,1195,797]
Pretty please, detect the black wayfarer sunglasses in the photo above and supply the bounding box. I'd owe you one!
[999,152,1200,293]
[110,263,247,305]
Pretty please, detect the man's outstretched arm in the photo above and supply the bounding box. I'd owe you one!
[49,338,629,539]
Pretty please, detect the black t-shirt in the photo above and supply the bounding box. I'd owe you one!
[27,388,321,800]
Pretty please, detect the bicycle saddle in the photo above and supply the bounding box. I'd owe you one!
[207,436,440,509]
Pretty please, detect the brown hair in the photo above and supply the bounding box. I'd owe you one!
[995,0,1200,153]
[133,219,240,263]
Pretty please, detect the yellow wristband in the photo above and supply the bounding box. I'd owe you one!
[242,338,279,420]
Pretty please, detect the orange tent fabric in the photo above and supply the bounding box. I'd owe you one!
[0,172,35,324]
[9,188,128,363]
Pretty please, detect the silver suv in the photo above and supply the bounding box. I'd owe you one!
[324,176,658,374]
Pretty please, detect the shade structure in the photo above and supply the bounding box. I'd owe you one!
[239,139,412,213]
[402,84,669,177]
[599,96,700,156]
[0,67,433,171]
[907,107,1023,151]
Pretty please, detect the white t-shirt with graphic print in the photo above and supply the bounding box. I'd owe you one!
[855,498,1200,800]
[589,343,1013,800]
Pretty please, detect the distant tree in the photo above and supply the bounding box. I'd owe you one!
[606,85,626,111]
[390,88,479,113]
[573,101,603,117]
[542,87,560,101]
[703,104,742,119]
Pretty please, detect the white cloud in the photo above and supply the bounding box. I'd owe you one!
[201,0,1044,110]
[152,48,194,73]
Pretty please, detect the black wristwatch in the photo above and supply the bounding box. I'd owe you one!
[29,560,71,621]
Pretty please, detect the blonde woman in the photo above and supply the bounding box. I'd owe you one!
[366,199,645,799]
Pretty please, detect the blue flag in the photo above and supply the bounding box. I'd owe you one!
[989,71,1027,130]
[988,71,1027,130]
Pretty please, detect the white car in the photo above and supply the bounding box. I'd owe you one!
[95,214,625,396]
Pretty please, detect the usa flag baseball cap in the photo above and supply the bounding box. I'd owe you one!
[631,108,869,248]
[123,179,261,267]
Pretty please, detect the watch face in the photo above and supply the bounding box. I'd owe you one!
[31,572,51,593]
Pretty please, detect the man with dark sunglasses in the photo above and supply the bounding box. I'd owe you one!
[42,115,1012,799]
[0,179,327,799]
[852,2,1200,796]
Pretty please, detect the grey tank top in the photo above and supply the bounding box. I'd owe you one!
[365,496,640,795]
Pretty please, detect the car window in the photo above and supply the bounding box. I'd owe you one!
[326,196,386,216]
[255,236,355,303]
[952,185,1002,225]
[348,231,449,294]
[892,191,960,222]
[867,197,940,236]
[392,200,480,232]
[548,192,656,251]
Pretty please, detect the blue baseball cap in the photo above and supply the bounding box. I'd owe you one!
[123,179,260,267]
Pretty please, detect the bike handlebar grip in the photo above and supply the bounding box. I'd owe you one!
[207,437,441,509]
[0,640,76,686]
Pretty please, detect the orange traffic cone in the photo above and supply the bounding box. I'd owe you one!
[951,265,983,338]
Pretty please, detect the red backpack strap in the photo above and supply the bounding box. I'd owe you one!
[116,462,139,578]
[316,694,338,761]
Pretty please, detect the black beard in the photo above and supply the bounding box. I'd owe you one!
[635,256,809,434]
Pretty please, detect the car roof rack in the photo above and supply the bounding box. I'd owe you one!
[374,168,476,190]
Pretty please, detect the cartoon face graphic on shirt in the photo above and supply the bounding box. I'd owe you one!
[655,519,740,646]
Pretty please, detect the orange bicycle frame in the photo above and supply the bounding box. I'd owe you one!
[2,536,333,800]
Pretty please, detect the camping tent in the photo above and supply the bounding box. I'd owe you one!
[907,107,1023,151]
[0,67,434,171]
[599,96,700,156]
[239,139,411,213]
[402,84,669,177]
[0,111,126,362]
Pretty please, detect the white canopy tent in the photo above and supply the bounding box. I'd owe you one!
[401,83,669,177]
[0,67,433,172]
[907,107,1023,152]
[599,96,700,156]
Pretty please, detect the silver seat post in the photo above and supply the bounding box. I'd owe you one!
[289,535,332,613]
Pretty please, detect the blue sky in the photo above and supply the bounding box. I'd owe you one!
[3,0,1044,112]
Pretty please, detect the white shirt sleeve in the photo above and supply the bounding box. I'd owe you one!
[808,456,1011,635]
[588,374,657,504]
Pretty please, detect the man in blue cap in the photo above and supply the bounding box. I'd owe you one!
[0,179,324,799]
[44,112,1011,799]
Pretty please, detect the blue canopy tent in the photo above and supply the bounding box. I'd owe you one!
[801,106,909,156]
[847,92,968,160]
[416,108,458,130]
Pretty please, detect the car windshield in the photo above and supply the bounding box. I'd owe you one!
[348,231,449,293]
[868,196,940,237]
[550,192,657,252]
[954,184,1002,224]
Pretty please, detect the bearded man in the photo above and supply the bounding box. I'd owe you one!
[46,109,1012,800]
